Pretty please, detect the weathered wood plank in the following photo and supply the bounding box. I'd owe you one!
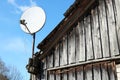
[62,72,67,80]
[54,44,60,67]
[60,36,67,66]
[68,70,76,80]
[75,22,81,62]
[93,63,101,80]
[114,0,120,53]
[43,58,46,69]
[105,0,119,56]
[49,53,53,68]
[60,42,63,66]
[76,21,86,62]
[107,62,116,80]
[56,74,60,80]
[84,16,94,60]
[76,66,84,80]
[91,7,102,59]
[49,73,55,80]
[101,63,109,80]
[84,64,92,80]
[98,0,110,57]
[68,28,76,64]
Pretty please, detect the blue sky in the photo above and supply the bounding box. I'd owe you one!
[0,0,74,79]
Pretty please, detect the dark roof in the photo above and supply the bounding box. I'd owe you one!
[37,0,97,59]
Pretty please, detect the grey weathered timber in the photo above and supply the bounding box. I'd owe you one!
[105,0,119,56]
[98,0,110,57]
[76,21,86,62]
[76,66,84,80]
[56,74,60,80]
[54,44,60,67]
[62,72,67,80]
[84,16,94,60]
[114,0,120,53]
[75,22,81,62]
[68,70,76,80]
[68,28,76,64]
[85,65,92,80]
[93,63,101,80]
[49,53,53,68]
[47,56,120,71]
[91,7,102,59]
[49,73,54,80]
[60,36,67,66]
[108,62,116,80]
[60,42,63,66]
[101,63,109,80]
[43,58,47,69]
[42,58,47,80]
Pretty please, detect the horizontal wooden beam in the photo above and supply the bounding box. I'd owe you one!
[47,56,120,71]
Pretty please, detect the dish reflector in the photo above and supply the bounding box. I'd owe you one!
[20,6,46,34]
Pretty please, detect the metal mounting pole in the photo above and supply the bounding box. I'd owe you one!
[32,33,36,58]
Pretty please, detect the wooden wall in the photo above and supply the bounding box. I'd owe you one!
[41,0,120,80]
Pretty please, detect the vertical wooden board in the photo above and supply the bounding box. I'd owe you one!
[44,70,47,80]
[43,58,47,69]
[105,0,119,56]
[60,36,67,66]
[68,28,76,64]
[76,22,85,62]
[107,62,116,80]
[60,42,63,66]
[84,16,94,60]
[101,63,109,80]
[49,74,55,80]
[49,53,53,68]
[62,72,67,80]
[75,22,81,62]
[56,74,60,80]
[32,75,36,80]
[76,66,84,80]
[79,21,86,62]
[93,64,101,80]
[113,0,120,53]
[98,0,110,57]
[84,65,93,80]
[91,7,102,59]
[54,44,60,67]
[68,70,76,80]
[63,36,68,65]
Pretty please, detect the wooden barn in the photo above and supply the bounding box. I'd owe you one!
[26,0,120,80]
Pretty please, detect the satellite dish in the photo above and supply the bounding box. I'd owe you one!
[20,6,46,34]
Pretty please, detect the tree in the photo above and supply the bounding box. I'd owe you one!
[0,58,9,80]
[0,58,23,80]
[8,66,23,80]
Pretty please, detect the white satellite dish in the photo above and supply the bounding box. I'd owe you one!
[20,6,46,34]
[20,6,46,58]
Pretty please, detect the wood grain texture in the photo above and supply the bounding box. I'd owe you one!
[84,16,94,60]
[101,63,109,80]
[114,0,120,53]
[84,65,92,80]
[91,7,102,59]
[98,0,110,57]
[54,44,60,67]
[93,64,101,80]
[60,36,67,66]
[68,71,76,80]
[105,0,119,56]
[68,28,76,64]
[76,21,86,62]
